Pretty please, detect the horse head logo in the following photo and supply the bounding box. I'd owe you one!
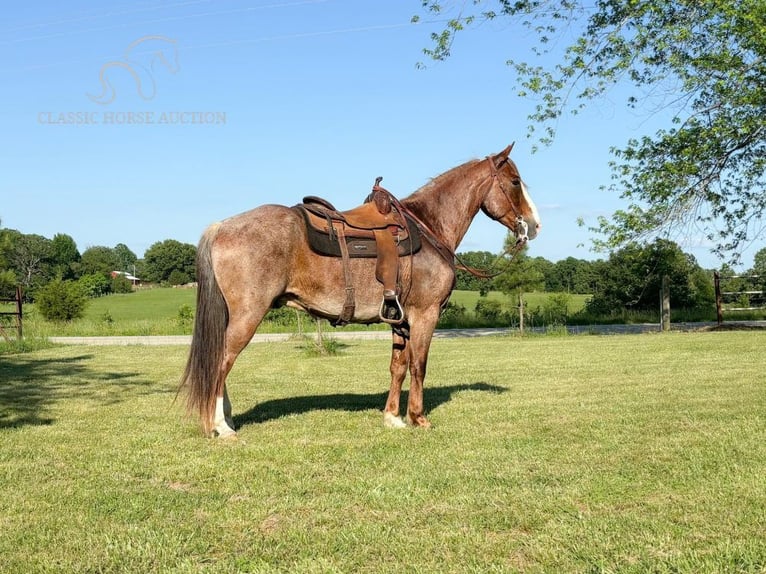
[88,36,179,105]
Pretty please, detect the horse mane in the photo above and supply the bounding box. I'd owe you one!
[402,157,482,207]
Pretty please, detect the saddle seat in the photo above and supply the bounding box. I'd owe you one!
[293,182,422,326]
[302,195,404,232]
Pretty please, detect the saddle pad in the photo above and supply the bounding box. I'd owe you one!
[294,205,422,258]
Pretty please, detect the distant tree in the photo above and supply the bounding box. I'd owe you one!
[9,233,53,297]
[0,222,17,297]
[113,243,138,273]
[143,240,196,284]
[80,246,119,277]
[77,273,111,298]
[531,256,554,290]
[36,278,88,322]
[51,233,81,279]
[494,243,545,297]
[586,239,714,314]
[752,247,766,291]
[454,251,499,293]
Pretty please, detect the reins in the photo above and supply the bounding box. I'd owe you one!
[373,154,529,280]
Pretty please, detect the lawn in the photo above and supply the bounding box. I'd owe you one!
[16,288,591,338]
[449,290,591,314]
[1,331,764,572]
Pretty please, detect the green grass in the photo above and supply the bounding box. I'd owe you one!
[17,288,593,338]
[449,290,591,314]
[84,287,198,322]
[1,332,764,572]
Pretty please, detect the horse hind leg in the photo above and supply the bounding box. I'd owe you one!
[212,304,270,437]
[213,385,235,438]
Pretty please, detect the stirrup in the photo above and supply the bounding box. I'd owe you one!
[379,293,405,325]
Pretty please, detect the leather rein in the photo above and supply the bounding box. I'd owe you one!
[377,154,529,280]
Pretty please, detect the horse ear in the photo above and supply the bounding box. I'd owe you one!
[502,143,515,156]
[493,143,514,167]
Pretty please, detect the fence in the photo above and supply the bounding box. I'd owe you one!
[0,285,23,341]
[714,272,765,326]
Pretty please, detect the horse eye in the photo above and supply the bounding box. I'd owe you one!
[511,178,521,187]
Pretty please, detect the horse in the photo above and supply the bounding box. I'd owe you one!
[180,144,541,437]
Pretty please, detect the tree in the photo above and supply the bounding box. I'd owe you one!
[417,1,766,262]
[585,239,713,315]
[0,221,17,297]
[8,232,53,297]
[494,234,545,331]
[113,243,137,273]
[143,240,196,284]
[35,279,88,322]
[51,233,80,279]
[752,247,766,291]
[455,250,499,293]
[80,246,119,277]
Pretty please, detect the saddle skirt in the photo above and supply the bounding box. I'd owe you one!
[294,197,422,258]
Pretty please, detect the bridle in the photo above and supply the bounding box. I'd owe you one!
[372,154,532,282]
[448,155,530,279]
[486,153,530,246]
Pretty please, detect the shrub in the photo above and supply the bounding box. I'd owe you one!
[36,279,88,322]
[78,273,110,298]
[542,292,570,325]
[177,304,194,328]
[168,270,191,286]
[437,302,469,328]
[475,298,503,323]
[111,274,133,293]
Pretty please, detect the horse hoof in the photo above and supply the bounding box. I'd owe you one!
[214,425,237,439]
[408,415,432,429]
[383,412,406,429]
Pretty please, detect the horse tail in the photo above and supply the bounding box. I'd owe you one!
[180,222,227,435]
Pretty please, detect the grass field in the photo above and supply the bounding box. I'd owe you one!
[1,332,764,572]
[12,288,590,339]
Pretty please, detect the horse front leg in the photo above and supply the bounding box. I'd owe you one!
[405,312,439,428]
[383,329,409,429]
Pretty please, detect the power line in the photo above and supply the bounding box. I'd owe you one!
[0,0,330,46]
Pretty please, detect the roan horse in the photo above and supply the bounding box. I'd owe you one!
[180,144,541,436]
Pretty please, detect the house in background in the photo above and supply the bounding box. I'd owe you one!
[110,271,142,287]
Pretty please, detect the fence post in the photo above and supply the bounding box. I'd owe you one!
[15,285,23,339]
[661,275,670,332]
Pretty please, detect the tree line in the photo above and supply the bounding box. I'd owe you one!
[2,221,765,322]
[458,237,766,318]
[0,223,196,303]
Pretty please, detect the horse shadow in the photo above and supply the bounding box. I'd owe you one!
[233,381,507,428]
[0,353,160,430]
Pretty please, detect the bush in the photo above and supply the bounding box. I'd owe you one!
[168,270,191,286]
[177,304,194,328]
[542,292,570,325]
[437,302,470,328]
[36,279,88,322]
[475,298,503,323]
[78,273,111,298]
[111,274,133,293]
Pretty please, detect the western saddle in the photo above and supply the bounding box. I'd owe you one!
[293,178,421,326]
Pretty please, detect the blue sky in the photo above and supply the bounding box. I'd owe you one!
[1,0,760,270]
